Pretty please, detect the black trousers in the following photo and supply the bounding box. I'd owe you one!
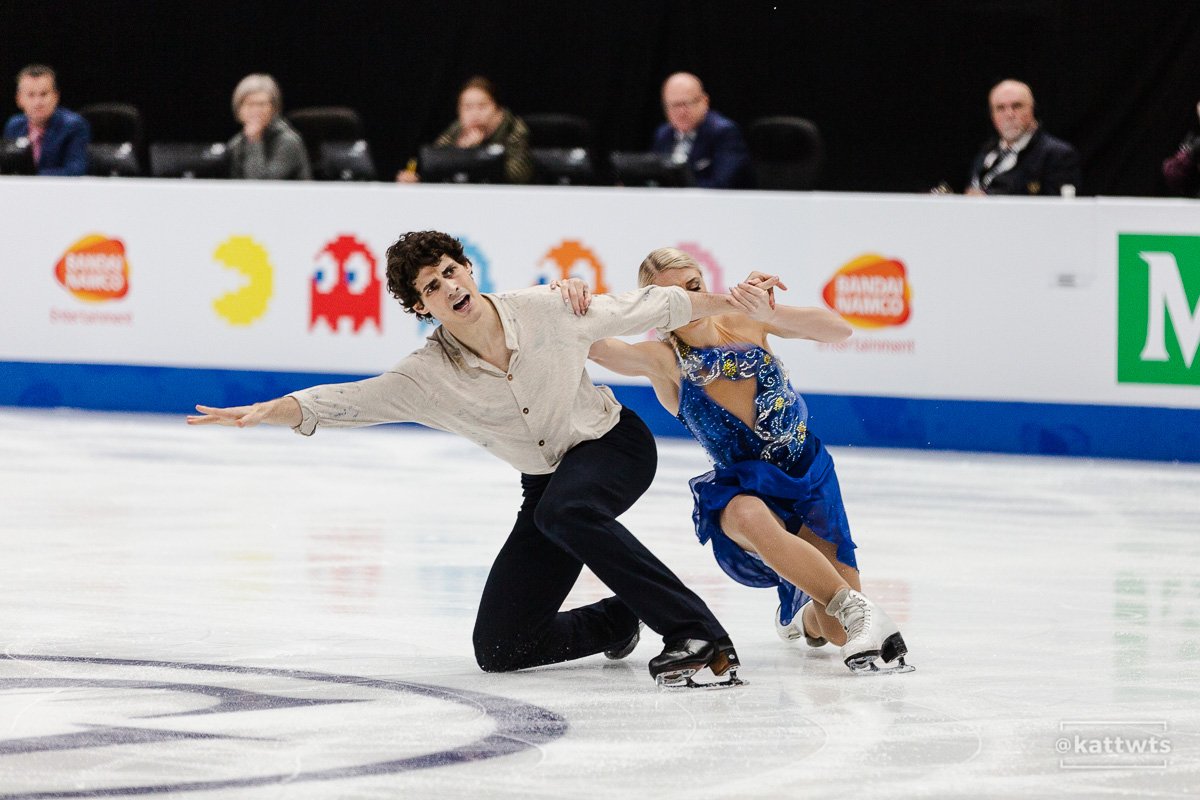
[472,408,727,672]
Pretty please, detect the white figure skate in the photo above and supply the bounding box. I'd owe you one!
[775,601,828,648]
[825,588,914,675]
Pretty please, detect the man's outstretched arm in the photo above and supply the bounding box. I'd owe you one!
[187,397,302,428]
[682,277,780,324]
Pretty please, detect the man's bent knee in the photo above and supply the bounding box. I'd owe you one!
[533,498,603,542]
[473,633,523,673]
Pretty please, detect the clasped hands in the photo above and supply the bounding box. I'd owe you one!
[549,270,787,320]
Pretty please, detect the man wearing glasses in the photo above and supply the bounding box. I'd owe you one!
[652,72,752,189]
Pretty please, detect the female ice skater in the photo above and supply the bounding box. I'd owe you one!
[586,248,912,674]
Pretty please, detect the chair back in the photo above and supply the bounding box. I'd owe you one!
[287,106,364,168]
[79,103,145,148]
[747,116,824,190]
[522,113,592,148]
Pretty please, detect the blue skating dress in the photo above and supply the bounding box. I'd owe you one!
[675,339,857,627]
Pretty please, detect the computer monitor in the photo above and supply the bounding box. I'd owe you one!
[419,144,507,184]
[148,142,231,179]
[531,147,594,186]
[319,140,377,181]
[87,142,141,177]
[0,138,36,175]
[609,151,695,188]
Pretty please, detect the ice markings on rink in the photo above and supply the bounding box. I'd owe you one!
[0,654,568,798]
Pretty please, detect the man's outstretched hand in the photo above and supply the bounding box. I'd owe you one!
[186,397,302,428]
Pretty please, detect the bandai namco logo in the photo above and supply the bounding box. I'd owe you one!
[54,235,130,302]
[822,254,912,328]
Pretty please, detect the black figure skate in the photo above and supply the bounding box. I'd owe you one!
[604,621,643,660]
[648,636,745,689]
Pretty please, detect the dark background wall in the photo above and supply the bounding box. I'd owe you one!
[4,0,1200,195]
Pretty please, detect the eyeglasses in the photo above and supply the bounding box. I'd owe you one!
[665,97,704,112]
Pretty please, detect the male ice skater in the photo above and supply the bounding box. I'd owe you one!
[189,231,778,687]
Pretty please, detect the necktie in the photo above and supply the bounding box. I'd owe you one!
[980,146,1016,189]
[29,128,43,165]
[672,132,694,162]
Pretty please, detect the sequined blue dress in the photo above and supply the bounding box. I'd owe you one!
[675,340,857,627]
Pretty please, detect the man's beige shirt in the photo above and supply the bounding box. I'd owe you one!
[290,284,690,474]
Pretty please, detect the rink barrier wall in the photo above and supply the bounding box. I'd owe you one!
[1,361,1195,463]
[1,179,1197,462]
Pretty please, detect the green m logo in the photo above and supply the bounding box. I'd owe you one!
[1117,234,1200,385]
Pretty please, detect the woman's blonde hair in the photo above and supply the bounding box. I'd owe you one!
[638,247,700,288]
[231,73,282,118]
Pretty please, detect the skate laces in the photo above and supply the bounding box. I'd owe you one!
[840,592,872,641]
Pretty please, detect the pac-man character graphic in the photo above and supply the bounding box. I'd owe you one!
[54,234,130,302]
[534,239,609,293]
[311,234,381,333]
[212,236,273,326]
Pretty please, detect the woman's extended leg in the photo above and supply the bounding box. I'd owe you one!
[796,527,860,644]
[719,493,857,645]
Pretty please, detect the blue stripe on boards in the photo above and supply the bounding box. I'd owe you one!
[2,361,1196,462]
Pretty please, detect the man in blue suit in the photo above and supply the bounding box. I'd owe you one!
[652,72,752,189]
[4,64,90,176]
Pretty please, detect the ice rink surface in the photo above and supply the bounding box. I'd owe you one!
[1,407,1197,799]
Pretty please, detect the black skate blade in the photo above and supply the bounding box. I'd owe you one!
[656,667,747,690]
[848,656,915,676]
[843,649,880,671]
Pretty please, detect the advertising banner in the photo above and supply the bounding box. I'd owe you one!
[1,178,1196,459]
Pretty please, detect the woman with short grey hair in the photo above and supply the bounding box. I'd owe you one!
[228,73,310,180]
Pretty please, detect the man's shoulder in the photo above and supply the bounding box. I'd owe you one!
[53,107,89,131]
[4,114,27,137]
[651,121,673,148]
[399,330,457,370]
[1030,128,1078,157]
[702,109,742,135]
[491,284,562,311]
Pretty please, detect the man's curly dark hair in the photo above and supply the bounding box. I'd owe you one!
[385,231,470,322]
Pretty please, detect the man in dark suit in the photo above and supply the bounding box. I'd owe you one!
[652,72,752,189]
[4,64,90,176]
[967,79,1080,196]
